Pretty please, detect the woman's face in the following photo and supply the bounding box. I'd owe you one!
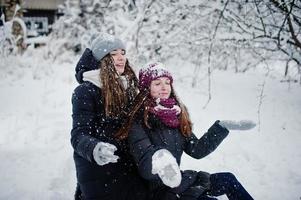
[150,77,171,99]
[110,49,126,75]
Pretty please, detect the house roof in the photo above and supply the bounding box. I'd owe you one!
[22,0,65,10]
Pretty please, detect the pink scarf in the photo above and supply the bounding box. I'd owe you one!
[150,98,181,128]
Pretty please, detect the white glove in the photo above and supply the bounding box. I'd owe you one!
[93,142,119,166]
[152,149,182,188]
[219,120,256,130]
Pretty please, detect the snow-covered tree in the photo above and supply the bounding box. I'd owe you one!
[0,2,27,56]
[219,0,301,78]
[50,0,301,82]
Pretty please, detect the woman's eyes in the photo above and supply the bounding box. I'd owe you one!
[154,81,170,86]
[163,81,171,85]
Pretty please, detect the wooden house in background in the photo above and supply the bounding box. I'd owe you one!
[0,0,65,37]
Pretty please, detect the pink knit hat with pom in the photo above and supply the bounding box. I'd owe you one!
[138,62,173,91]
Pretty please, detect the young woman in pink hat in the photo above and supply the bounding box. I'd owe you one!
[116,62,254,200]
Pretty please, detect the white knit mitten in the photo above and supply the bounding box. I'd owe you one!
[219,120,256,130]
[93,142,119,166]
[152,149,182,188]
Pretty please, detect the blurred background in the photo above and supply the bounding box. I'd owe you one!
[1,0,300,77]
[0,0,300,199]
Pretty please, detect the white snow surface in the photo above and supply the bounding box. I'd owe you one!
[0,51,301,200]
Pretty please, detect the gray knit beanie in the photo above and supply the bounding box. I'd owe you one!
[90,33,126,62]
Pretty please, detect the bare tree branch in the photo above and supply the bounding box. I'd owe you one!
[270,0,301,50]
[203,0,230,109]
[254,0,267,35]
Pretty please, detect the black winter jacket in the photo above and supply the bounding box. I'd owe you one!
[71,49,147,200]
[128,113,229,198]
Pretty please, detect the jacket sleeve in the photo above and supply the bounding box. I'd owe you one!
[128,121,162,181]
[70,84,100,163]
[184,120,229,159]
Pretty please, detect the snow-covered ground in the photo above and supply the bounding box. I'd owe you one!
[0,52,300,200]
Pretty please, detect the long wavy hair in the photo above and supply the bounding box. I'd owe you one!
[99,54,139,118]
[116,86,192,140]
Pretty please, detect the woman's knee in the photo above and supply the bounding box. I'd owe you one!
[215,172,236,180]
[210,172,239,186]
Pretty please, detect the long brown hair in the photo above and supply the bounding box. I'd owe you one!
[99,54,138,118]
[116,86,193,140]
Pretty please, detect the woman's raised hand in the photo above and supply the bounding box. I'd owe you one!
[218,120,256,131]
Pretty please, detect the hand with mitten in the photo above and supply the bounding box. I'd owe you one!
[93,142,119,166]
[152,149,182,188]
[218,120,256,131]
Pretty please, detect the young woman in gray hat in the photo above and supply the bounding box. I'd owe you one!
[71,33,148,200]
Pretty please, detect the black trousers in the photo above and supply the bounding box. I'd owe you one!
[74,172,253,200]
[176,172,253,200]
[199,172,254,200]
[152,172,253,200]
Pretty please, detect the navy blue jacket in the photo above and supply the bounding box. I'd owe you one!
[71,49,147,200]
[128,113,229,197]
